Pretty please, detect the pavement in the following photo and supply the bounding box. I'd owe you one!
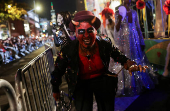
[0,45,170,111]
[125,75,170,111]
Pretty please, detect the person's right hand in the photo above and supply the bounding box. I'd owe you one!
[53,93,60,101]
[118,14,123,22]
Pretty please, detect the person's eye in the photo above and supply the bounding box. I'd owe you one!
[88,30,93,32]
[80,30,84,33]
[87,28,94,33]
[78,29,85,34]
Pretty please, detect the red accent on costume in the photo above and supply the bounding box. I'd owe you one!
[106,2,110,8]
[2,49,6,53]
[78,44,105,79]
[136,0,145,9]
[101,8,114,28]
[157,52,161,57]
[163,0,170,15]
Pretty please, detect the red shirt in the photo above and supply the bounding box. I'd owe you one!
[78,45,105,79]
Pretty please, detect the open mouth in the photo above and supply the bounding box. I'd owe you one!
[83,38,91,45]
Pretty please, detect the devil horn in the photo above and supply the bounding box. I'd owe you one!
[72,20,79,26]
[91,17,96,24]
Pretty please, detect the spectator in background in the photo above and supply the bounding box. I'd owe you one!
[100,7,115,45]
[53,11,72,48]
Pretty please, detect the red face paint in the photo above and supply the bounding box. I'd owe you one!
[75,22,96,49]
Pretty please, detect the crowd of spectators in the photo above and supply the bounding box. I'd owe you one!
[0,36,53,65]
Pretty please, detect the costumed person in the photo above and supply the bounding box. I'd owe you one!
[100,7,119,80]
[163,43,170,77]
[51,10,149,111]
[53,11,72,48]
[100,7,115,45]
[113,0,157,96]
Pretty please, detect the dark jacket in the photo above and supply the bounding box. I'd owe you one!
[51,39,129,96]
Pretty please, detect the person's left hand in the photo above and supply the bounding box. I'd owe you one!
[128,65,149,76]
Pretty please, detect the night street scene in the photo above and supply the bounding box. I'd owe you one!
[0,0,170,111]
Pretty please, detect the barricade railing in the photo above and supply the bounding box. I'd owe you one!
[15,47,56,111]
[44,41,58,57]
[0,79,18,111]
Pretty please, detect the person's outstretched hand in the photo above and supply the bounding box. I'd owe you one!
[124,60,136,70]
[53,93,60,101]
[128,65,149,76]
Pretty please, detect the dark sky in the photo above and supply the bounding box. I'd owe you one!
[16,0,76,20]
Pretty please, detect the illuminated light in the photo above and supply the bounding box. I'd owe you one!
[35,23,40,28]
[110,1,120,12]
[50,22,52,25]
[36,6,41,11]
[8,5,11,8]
[24,24,30,32]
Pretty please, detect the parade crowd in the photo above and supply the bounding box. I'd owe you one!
[0,36,53,65]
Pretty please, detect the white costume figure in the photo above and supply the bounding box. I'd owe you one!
[53,12,72,48]
[57,14,63,26]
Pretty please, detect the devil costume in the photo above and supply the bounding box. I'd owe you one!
[51,39,129,110]
[51,10,147,111]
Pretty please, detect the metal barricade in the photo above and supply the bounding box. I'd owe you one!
[15,47,56,111]
[0,79,18,111]
[44,41,58,57]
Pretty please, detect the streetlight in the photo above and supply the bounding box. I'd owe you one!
[8,5,11,8]
[27,6,41,13]
[36,6,41,11]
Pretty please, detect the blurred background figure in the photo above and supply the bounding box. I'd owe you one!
[53,11,72,48]
[100,7,115,45]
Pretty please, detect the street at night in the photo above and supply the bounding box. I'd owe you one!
[0,44,170,111]
[1,0,170,111]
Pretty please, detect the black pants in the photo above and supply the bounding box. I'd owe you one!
[73,75,117,111]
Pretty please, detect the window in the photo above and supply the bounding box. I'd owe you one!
[11,23,15,30]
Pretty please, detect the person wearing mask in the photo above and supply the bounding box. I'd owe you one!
[51,10,148,111]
